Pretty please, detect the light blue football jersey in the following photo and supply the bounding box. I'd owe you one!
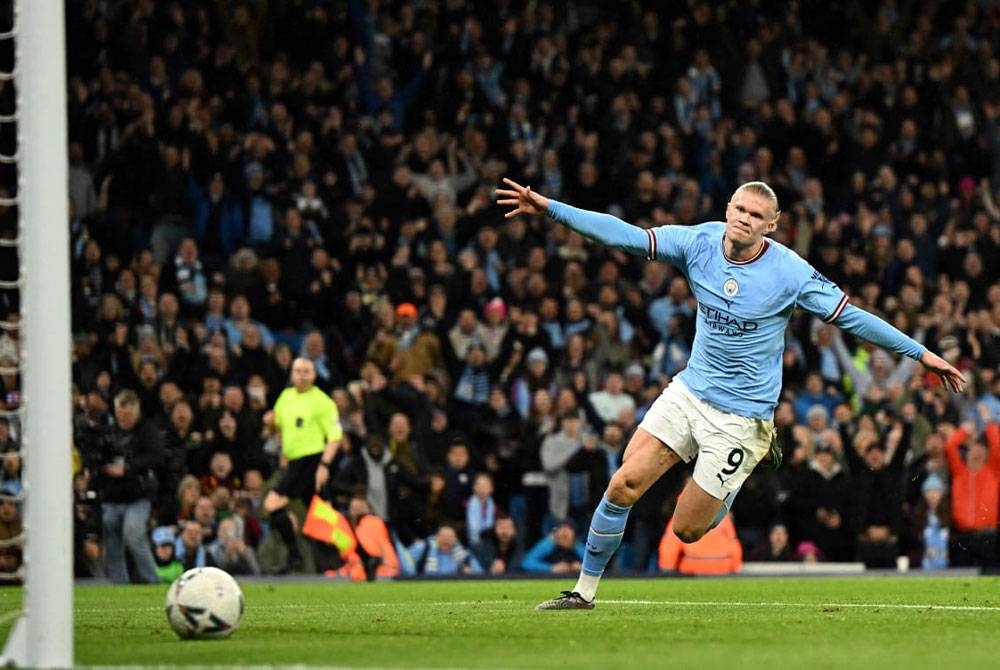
[649,222,848,419]
[545,200,922,420]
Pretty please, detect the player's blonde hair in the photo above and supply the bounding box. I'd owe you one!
[735,181,780,224]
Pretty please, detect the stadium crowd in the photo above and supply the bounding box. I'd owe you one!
[0,0,999,581]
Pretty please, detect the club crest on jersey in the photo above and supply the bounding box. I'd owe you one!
[723,278,739,297]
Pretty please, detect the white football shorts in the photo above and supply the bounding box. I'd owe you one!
[637,379,775,500]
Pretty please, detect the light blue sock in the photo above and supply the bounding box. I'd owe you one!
[708,483,743,531]
[581,496,632,577]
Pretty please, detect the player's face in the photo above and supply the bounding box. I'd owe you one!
[725,190,776,248]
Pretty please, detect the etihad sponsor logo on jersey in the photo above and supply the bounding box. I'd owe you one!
[698,303,758,336]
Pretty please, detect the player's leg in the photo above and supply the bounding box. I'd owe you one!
[671,481,727,543]
[264,463,304,570]
[704,424,779,532]
[538,428,682,609]
[581,430,681,581]
[538,381,697,610]
[264,493,303,569]
[708,483,744,532]
[262,490,289,513]
[672,406,774,543]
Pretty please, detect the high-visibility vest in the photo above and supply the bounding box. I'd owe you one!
[658,515,743,575]
[304,496,400,581]
[339,514,401,581]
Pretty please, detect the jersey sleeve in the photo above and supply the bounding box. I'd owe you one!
[546,200,649,256]
[648,222,718,269]
[795,264,849,323]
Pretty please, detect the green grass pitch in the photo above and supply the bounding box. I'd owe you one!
[2,577,999,669]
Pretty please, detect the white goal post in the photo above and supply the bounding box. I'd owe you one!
[0,0,73,667]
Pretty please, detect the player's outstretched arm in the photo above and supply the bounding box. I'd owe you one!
[496,177,652,257]
[835,303,966,393]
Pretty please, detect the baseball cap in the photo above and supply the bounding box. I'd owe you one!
[395,303,418,319]
[152,526,175,546]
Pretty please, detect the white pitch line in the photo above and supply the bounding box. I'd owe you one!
[73,599,1000,614]
[600,599,1000,612]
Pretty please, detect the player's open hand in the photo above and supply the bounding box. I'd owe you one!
[920,350,967,394]
[496,178,550,218]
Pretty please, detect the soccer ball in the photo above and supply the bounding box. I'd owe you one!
[165,567,244,639]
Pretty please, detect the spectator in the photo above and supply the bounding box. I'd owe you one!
[232,493,264,549]
[465,472,498,545]
[151,526,183,583]
[370,302,444,386]
[160,474,201,528]
[192,496,218,545]
[471,515,524,576]
[943,419,999,566]
[200,451,240,497]
[275,208,324,298]
[844,415,913,568]
[187,170,244,271]
[223,295,276,353]
[210,517,261,576]
[160,238,207,316]
[509,347,556,419]
[540,413,601,526]
[587,371,636,425]
[793,372,842,424]
[785,441,855,562]
[442,439,475,526]
[410,525,483,576]
[748,522,795,562]
[521,521,585,575]
[159,400,202,509]
[242,163,276,252]
[912,474,950,570]
[347,432,422,544]
[174,520,215,570]
[89,389,162,584]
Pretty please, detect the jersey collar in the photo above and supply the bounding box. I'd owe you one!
[722,235,770,265]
